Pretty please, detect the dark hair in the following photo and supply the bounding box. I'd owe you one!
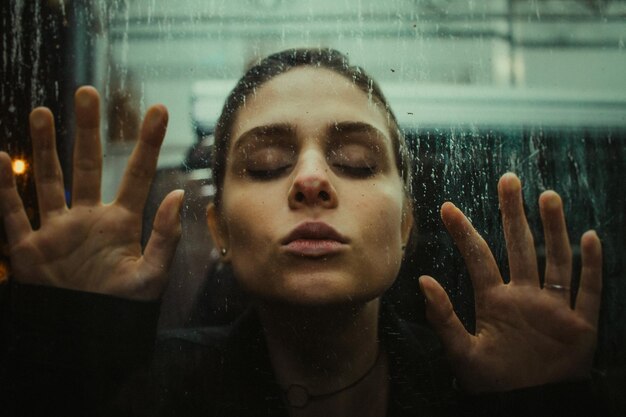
[211,47,413,209]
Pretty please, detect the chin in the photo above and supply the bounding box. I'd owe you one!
[240,269,394,308]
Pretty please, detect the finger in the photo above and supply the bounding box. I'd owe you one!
[115,105,168,213]
[575,230,602,325]
[419,275,472,360]
[441,202,501,292]
[498,172,538,285]
[30,107,67,219]
[0,152,32,245]
[539,191,572,295]
[138,189,184,300]
[72,86,102,206]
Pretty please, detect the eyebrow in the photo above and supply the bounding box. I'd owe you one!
[328,121,390,142]
[232,121,390,152]
[233,123,295,151]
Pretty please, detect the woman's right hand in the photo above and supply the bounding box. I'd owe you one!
[0,86,183,300]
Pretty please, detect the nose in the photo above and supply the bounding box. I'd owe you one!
[288,151,338,209]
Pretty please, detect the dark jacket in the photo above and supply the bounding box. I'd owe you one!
[1,283,600,416]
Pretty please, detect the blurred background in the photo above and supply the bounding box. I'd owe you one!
[1,0,625,413]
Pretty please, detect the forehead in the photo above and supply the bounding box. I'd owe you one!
[230,67,393,145]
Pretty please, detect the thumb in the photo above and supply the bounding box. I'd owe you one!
[419,275,472,361]
[140,189,184,298]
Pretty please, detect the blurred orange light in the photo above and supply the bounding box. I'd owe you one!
[0,261,8,283]
[12,158,27,175]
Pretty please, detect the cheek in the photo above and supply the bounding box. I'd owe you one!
[352,185,406,276]
[220,182,286,278]
[221,202,272,290]
[357,186,405,245]
[223,190,272,248]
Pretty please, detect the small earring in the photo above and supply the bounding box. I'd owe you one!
[220,247,227,256]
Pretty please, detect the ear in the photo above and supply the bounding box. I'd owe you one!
[401,199,414,248]
[206,203,230,261]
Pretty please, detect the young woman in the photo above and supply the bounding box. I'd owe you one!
[0,49,603,416]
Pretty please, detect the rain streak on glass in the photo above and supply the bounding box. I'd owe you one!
[1,0,625,408]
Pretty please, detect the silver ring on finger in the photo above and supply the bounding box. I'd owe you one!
[543,283,570,291]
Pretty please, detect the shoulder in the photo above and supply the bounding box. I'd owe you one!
[381,308,449,379]
[380,298,444,359]
[380,299,458,415]
[147,309,279,415]
[153,322,236,375]
[152,307,267,376]
[157,325,231,350]
[155,306,261,352]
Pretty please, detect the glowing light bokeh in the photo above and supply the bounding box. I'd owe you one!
[12,159,27,175]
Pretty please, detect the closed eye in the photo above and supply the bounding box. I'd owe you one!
[333,164,377,178]
[246,165,292,180]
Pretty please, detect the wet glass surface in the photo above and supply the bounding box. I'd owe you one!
[2,0,625,412]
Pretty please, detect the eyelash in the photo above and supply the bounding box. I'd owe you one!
[243,163,377,180]
[333,164,377,178]
[245,165,292,180]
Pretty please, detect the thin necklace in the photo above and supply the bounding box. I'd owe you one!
[282,349,381,409]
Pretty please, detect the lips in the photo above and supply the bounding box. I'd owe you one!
[281,222,348,244]
[281,222,349,257]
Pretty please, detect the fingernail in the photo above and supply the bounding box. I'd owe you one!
[504,172,520,187]
[440,202,456,217]
[149,106,168,128]
[76,89,96,109]
[547,197,560,210]
[542,191,561,210]
[30,108,49,130]
[418,276,432,303]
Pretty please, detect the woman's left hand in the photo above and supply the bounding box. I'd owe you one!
[419,172,602,393]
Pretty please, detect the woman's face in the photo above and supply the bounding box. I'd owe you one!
[207,67,412,306]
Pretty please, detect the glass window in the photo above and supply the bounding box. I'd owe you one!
[2,0,625,413]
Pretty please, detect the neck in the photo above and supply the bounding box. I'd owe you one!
[257,297,382,397]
